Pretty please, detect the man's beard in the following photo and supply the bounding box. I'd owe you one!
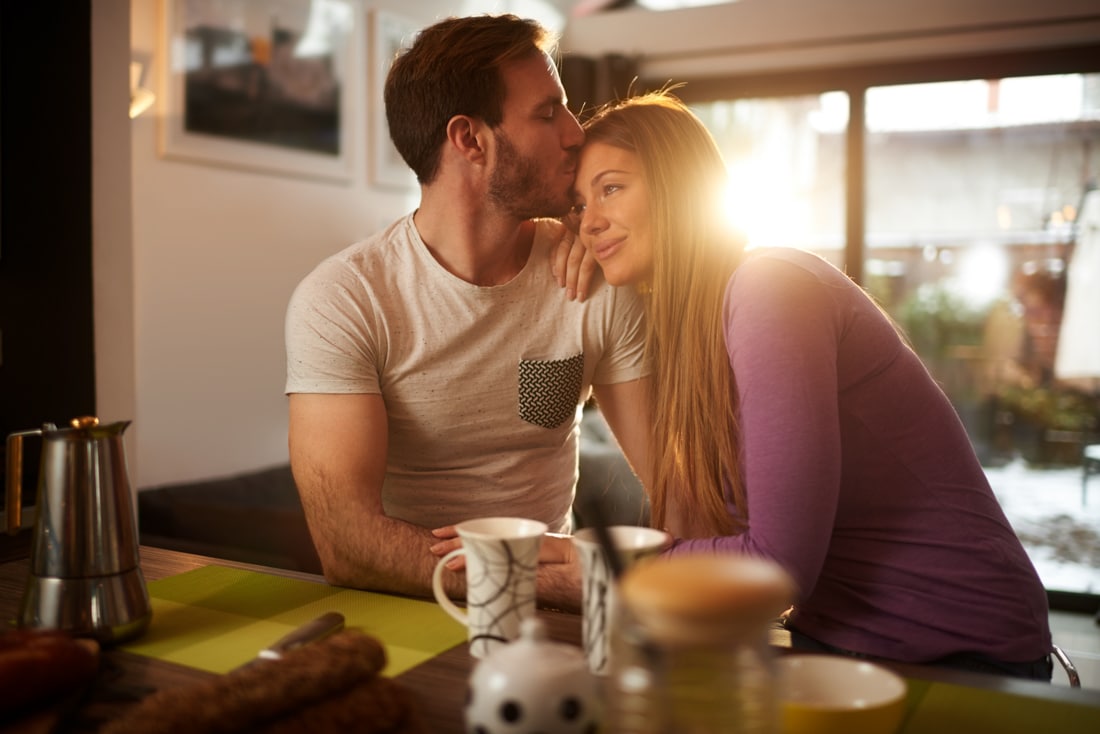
[488,130,572,219]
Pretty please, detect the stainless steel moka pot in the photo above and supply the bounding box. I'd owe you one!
[6,416,151,643]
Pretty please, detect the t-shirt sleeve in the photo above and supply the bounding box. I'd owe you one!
[591,284,651,385]
[284,258,383,395]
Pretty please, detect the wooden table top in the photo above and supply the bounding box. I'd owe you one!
[0,545,580,733]
[3,544,1098,733]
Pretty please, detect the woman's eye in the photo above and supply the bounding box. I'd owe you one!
[572,202,587,216]
[602,184,622,196]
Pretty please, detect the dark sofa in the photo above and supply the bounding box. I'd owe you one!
[138,409,648,573]
[139,463,325,573]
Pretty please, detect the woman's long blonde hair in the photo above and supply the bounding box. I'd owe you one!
[582,91,747,537]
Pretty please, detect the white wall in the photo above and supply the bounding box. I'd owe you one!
[125,0,401,488]
[93,1,138,454]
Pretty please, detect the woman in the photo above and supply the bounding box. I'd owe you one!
[567,91,1053,679]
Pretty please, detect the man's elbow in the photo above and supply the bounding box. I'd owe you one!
[311,538,359,588]
[321,566,355,588]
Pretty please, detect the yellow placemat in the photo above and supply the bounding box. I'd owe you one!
[121,565,467,676]
[899,678,1100,733]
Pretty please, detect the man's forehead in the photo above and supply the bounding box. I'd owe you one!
[537,50,561,78]
[501,51,565,105]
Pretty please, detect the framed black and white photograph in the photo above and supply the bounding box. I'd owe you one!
[159,0,357,182]
[370,9,418,189]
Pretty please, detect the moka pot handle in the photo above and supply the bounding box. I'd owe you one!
[5,428,43,535]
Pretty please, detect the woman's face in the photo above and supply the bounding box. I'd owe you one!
[572,141,654,286]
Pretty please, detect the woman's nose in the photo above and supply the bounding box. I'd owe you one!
[581,205,606,235]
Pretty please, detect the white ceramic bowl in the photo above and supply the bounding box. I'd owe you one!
[777,654,908,734]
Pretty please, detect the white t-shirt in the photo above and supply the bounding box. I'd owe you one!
[285,214,648,531]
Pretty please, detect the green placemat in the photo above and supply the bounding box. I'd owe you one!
[899,678,1100,733]
[121,566,466,676]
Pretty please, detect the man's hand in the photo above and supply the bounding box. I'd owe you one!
[431,526,582,611]
[549,219,601,302]
[536,536,582,613]
[540,532,578,564]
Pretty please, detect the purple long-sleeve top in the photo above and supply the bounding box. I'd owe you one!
[667,247,1051,664]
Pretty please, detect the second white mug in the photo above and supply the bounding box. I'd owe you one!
[572,525,671,674]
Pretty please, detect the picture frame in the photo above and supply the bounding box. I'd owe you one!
[158,0,358,183]
[369,10,419,189]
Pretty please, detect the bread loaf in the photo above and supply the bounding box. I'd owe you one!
[0,629,100,716]
[101,628,422,734]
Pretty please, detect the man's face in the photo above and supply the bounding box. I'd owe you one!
[488,52,584,220]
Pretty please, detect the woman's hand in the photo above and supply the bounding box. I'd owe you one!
[430,525,464,570]
[549,219,601,302]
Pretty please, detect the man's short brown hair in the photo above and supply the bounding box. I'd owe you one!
[384,14,557,184]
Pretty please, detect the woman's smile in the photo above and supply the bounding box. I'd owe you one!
[592,235,626,261]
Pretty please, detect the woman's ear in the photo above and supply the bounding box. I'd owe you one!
[445,115,488,166]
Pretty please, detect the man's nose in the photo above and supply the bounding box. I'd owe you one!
[561,110,584,149]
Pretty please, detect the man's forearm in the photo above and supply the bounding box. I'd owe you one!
[312,491,578,610]
[307,505,467,600]
[536,562,582,614]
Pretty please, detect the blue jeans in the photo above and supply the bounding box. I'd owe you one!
[786,627,1053,682]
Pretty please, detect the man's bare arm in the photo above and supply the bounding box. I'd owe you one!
[519,376,654,614]
[517,377,653,613]
[591,377,653,492]
[533,373,653,614]
[288,393,463,599]
[533,534,582,613]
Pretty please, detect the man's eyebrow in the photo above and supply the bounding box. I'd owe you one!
[534,94,567,110]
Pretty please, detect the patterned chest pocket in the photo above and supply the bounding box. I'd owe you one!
[518,353,584,429]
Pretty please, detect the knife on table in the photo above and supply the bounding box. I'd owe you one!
[235,611,346,671]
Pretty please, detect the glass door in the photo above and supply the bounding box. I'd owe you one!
[862,73,1100,598]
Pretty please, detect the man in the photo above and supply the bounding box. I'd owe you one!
[284,15,650,611]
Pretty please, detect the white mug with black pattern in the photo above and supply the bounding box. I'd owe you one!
[432,517,547,659]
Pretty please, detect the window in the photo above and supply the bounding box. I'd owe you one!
[694,93,847,267]
[865,73,1100,599]
[676,49,1100,606]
